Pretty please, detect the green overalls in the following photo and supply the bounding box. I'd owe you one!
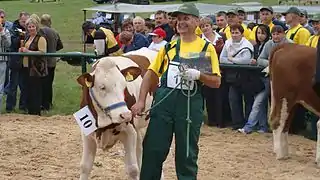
[140,39,210,180]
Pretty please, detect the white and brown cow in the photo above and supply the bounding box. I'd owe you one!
[268,43,320,166]
[76,48,159,180]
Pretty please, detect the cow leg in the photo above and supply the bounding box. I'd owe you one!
[119,124,139,180]
[273,98,289,160]
[316,119,320,167]
[79,135,97,180]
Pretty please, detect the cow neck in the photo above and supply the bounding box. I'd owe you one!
[81,86,98,122]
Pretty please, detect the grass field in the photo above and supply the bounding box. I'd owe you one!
[1,0,279,115]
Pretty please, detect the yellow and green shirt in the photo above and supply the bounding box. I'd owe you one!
[285,24,311,45]
[305,35,319,48]
[149,36,221,77]
[220,23,251,40]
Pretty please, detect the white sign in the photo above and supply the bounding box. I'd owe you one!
[167,61,195,90]
[73,106,98,136]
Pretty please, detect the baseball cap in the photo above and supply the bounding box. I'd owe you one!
[236,7,245,13]
[260,6,274,13]
[170,3,200,18]
[149,28,166,38]
[281,7,301,16]
[300,9,308,17]
[310,13,320,22]
[226,9,238,16]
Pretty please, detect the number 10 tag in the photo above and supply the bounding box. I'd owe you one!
[73,105,98,136]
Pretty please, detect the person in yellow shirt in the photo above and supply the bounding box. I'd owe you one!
[220,8,251,40]
[250,6,275,43]
[131,3,221,180]
[283,7,311,135]
[306,13,320,48]
[282,7,311,45]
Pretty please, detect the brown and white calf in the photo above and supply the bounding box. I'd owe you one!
[269,43,320,165]
[76,48,159,180]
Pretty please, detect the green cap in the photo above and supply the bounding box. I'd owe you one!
[300,9,308,17]
[260,6,274,13]
[310,13,320,22]
[171,3,200,17]
[281,7,301,16]
[236,7,245,13]
[226,9,238,15]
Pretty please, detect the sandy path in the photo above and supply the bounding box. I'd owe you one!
[0,114,319,180]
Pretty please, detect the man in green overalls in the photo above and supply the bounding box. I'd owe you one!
[131,3,221,180]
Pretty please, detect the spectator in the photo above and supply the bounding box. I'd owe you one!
[115,19,134,48]
[216,11,227,33]
[220,24,254,130]
[19,17,47,116]
[0,9,13,30]
[0,9,13,96]
[300,9,315,35]
[222,9,251,40]
[133,16,145,35]
[119,30,149,53]
[0,14,11,114]
[200,17,224,54]
[6,12,30,113]
[147,28,167,52]
[250,6,275,43]
[40,14,63,111]
[200,16,227,128]
[238,24,273,134]
[236,7,246,25]
[282,7,311,134]
[82,21,122,56]
[154,10,174,42]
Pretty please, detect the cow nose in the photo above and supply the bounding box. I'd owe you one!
[120,112,132,121]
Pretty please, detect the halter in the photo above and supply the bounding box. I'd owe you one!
[88,88,127,119]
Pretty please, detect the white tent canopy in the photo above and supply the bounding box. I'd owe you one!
[82,3,320,15]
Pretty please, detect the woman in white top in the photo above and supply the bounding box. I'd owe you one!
[200,17,225,56]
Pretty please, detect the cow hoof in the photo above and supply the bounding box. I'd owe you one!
[276,156,290,160]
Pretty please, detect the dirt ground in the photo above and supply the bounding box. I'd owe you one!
[0,114,320,180]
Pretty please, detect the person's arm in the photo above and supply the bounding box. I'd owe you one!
[0,28,11,48]
[231,49,252,64]
[297,29,310,45]
[257,41,271,67]
[219,44,232,64]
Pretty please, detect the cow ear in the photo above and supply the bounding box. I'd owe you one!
[120,66,141,82]
[77,73,95,88]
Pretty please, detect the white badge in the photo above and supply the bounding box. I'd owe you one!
[167,61,194,90]
[73,105,98,136]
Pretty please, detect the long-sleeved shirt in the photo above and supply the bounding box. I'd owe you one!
[257,38,293,68]
[0,28,11,62]
[220,37,253,65]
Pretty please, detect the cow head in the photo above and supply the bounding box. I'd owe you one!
[77,58,141,128]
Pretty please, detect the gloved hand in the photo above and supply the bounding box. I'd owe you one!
[180,68,201,81]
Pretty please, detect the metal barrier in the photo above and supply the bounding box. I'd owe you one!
[0,52,265,73]
[0,52,97,73]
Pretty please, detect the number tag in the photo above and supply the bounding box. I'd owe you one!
[167,61,194,90]
[73,105,98,136]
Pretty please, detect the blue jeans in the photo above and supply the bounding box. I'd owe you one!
[5,68,28,111]
[229,85,254,129]
[0,62,7,113]
[243,77,270,133]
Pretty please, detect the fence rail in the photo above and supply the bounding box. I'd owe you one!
[0,52,265,73]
